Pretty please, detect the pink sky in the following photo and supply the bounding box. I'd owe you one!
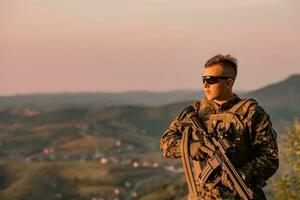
[0,0,299,96]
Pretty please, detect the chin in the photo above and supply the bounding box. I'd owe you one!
[205,94,214,101]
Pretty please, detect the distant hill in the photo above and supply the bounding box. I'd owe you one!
[1,75,299,112]
[0,90,202,111]
[245,74,300,109]
[0,101,190,160]
[1,75,299,200]
[0,74,299,159]
[243,74,300,123]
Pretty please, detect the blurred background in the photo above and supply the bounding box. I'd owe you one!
[0,0,299,200]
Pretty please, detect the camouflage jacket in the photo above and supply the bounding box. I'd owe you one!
[160,94,279,200]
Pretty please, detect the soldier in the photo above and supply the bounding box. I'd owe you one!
[160,54,279,200]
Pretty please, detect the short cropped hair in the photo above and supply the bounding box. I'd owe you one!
[205,54,238,79]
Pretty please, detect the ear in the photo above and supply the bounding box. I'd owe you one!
[226,79,234,88]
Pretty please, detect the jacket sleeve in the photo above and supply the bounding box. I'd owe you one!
[160,115,183,158]
[160,101,201,159]
[238,104,279,186]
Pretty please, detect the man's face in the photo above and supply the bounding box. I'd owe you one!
[202,64,234,102]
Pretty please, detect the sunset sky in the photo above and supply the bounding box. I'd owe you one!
[1,0,299,96]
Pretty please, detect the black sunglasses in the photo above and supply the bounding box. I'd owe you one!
[202,76,232,85]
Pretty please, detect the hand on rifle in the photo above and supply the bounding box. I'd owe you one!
[189,140,214,160]
[220,170,235,191]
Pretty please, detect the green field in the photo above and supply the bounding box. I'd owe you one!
[0,159,185,200]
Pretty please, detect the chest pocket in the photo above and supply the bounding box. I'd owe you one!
[201,98,258,168]
[206,112,251,167]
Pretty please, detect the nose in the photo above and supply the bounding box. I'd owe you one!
[203,81,210,88]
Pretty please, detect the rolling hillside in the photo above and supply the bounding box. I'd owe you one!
[246,74,300,109]
[244,74,300,123]
[0,74,299,200]
[1,74,299,160]
[0,90,202,111]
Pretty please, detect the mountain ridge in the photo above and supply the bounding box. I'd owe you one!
[245,74,300,111]
[0,90,203,110]
[0,74,299,111]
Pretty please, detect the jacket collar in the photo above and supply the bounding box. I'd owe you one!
[201,94,241,113]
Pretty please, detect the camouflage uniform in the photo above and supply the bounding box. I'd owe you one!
[160,94,279,200]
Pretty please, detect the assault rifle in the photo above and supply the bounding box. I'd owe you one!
[179,106,254,200]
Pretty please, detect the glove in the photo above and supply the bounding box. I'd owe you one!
[220,171,234,191]
[189,140,214,160]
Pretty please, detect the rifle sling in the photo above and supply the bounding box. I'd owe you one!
[181,127,198,198]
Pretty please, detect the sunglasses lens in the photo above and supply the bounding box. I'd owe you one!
[202,77,218,85]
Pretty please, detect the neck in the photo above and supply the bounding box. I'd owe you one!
[213,93,233,105]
